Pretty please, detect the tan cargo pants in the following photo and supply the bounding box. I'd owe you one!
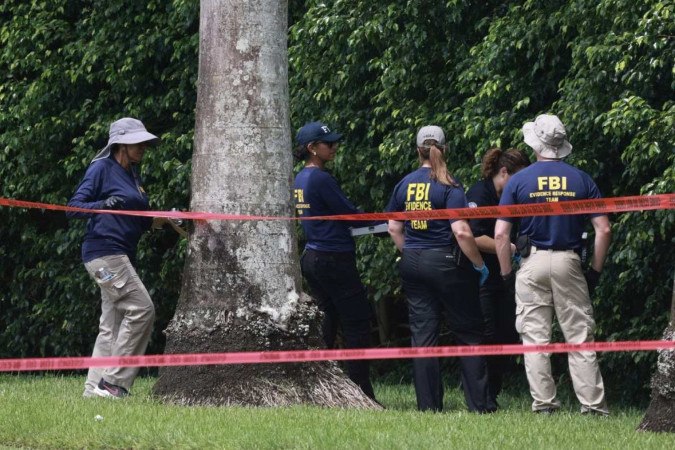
[515,247,608,414]
[82,254,154,395]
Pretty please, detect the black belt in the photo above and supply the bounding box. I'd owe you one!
[425,246,457,252]
[533,246,581,255]
[420,245,472,269]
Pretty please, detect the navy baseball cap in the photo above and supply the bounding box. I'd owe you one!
[295,121,343,146]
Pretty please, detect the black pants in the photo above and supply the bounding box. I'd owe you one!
[300,248,374,399]
[399,247,491,412]
[480,280,519,406]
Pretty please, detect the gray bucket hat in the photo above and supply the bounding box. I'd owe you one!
[522,114,572,159]
[91,117,160,163]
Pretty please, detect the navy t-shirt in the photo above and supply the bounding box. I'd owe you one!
[385,167,467,249]
[466,178,499,241]
[67,157,152,263]
[293,167,371,252]
[466,178,502,283]
[499,161,602,249]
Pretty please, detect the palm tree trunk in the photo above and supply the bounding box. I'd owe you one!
[152,0,378,408]
[638,275,675,432]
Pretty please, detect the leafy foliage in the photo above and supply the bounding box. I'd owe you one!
[0,0,672,403]
[289,0,674,401]
[0,0,198,358]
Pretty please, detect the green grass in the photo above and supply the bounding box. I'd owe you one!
[0,374,673,449]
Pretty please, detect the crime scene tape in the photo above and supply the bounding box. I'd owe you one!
[0,194,672,372]
[1,340,673,372]
[0,193,673,222]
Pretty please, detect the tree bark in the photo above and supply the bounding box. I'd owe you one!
[152,0,378,408]
[637,275,675,432]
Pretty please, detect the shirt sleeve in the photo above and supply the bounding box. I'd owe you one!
[66,164,105,219]
[585,173,605,218]
[466,182,493,237]
[384,183,404,223]
[445,185,468,223]
[317,172,377,227]
[498,178,518,223]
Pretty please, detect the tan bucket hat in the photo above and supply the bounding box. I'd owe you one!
[522,114,572,159]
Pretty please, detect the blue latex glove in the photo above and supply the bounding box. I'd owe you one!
[512,253,522,265]
[473,263,489,287]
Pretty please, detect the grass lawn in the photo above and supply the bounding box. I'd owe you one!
[1,374,674,449]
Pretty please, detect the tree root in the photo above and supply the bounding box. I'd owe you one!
[153,362,382,409]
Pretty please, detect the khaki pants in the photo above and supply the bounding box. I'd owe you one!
[83,254,154,395]
[515,247,608,414]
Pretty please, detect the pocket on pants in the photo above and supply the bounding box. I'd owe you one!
[583,304,597,335]
[86,257,135,302]
[514,304,524,334]
[583,303,594,316]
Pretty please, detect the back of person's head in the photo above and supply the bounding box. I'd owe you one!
[480,147,530,179]
[292,143,309,161]
[416,126,458,187]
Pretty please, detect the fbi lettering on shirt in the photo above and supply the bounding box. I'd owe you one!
[405,183,431,229]
[294,188,310,215]
[530,176,576,202]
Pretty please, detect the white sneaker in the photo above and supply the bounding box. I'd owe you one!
[94,378,129,399]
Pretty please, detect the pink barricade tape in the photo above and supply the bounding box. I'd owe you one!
[1,340,673,372]
[0,194,673,222]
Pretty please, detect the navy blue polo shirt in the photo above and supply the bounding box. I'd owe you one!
[67,157,152,263]
[293,167,371,252]
[499,160,603,250]
[385,167,467,249]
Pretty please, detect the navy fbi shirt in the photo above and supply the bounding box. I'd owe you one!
[293,167,371,252]
[67,157,152,263]
[386,167,467,249]
[499,161,603,250]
